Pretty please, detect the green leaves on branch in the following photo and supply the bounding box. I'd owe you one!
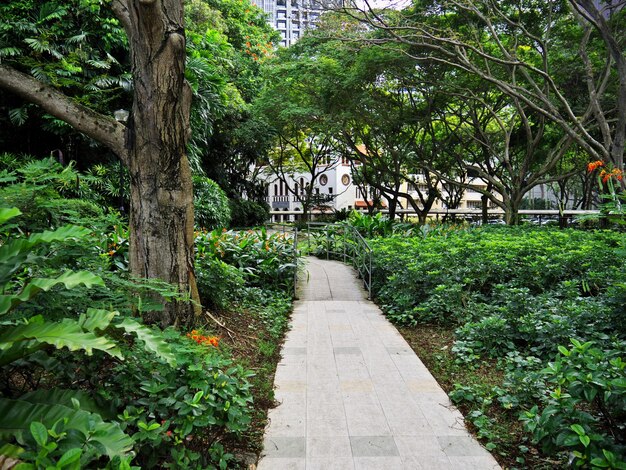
[114,317,176,367]
[0,389,133,459]
[0,271,104,315]
[0,208,177,466]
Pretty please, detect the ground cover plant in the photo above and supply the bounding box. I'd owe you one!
[0,156,298,468]
[315,214,626,468]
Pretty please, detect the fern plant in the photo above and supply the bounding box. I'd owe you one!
[0,207,176,468]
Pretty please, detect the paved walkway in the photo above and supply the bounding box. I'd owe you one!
[258,257,501,470]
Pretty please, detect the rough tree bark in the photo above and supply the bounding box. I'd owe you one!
[0,0,201,328]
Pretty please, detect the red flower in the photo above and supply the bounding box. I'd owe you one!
[587,160,604,172]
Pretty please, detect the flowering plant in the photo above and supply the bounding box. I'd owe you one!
[186,329,220,348]
[586,160,625,224]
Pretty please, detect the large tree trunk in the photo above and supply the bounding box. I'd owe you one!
[122,0,200,327]
[0,1,201,328]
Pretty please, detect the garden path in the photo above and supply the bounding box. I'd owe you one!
[257,257,501,470]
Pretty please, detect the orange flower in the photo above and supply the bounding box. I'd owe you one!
[186,330,219,348]
[587,160,604,172]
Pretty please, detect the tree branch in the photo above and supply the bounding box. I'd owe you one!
[0,64,128,163]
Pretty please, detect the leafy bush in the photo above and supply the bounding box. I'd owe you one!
[521,339,626,468]
[228,198,270,228]
[193,176,231,230]
[196,255,245,310]
[195,227,298,295]
[0,208,173,468]
[0,155,127,233]
[356,224,626,467]
[0,207,256,468]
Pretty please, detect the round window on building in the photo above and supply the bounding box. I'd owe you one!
[341,174,350,186]
[319,175,328,186]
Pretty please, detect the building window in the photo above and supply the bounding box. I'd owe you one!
[328,187,333,195]
[467,201,482,209]
[319,174,328,186]
[341,174,350,186]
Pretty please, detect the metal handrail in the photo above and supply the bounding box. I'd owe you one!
[306,222,373,299]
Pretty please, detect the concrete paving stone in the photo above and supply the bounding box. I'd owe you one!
[279,355,306,368]
[345,411,393,437]
[307,416,350,436]
[342,390,380,408]
[306,367,339,382]
[406,379,444,393]
[306,435,352,458]
[354,457,404,470]
[262,437,306,458]
[447,456,502,469]
[340,379,374,393]
[394,435,446,456]
[410,391,453,406]
[275,380,307,393]
[386,346,414,355]
[383,410,431,436]
[307,401,344,420]
[265,408,306,436]
[437,435,495,458]
[307,389,342,406]
[273,390,306,408]
[401,454,453,469]
[334,346,361,355]
[418,404,469,437]
[350,436,400,457]
[307,458,356,470]
[282,338,307,348]
[274,365,307,382]
[282,347,307,356]
[257,458,305,470]
[261,258,501,469]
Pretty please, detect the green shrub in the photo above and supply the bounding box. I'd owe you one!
[195,227,298,293]
[228,198,270,228]
[193,177,231,230]
[0,208,256,469]
[0,208,173,468]
[520,339,626,468]
[196,255,245,310]
[355,223,626,466]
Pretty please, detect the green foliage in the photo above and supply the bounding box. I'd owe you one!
[109,328,253,468]
[521,339,626,468]
[347,211,394,238]
[0,390,133,461]
[228,198,270,228]
[196,227,298,296]
[0,155,123,233]
[0,209,143,466]
[0,205,255,468]
[193,176,231,230]
[363,224,626,466]
[196,256,245,310]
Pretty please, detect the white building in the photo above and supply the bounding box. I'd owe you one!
[264,156,382,222]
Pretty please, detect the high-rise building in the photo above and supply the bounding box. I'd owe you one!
[257,0,338,47]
